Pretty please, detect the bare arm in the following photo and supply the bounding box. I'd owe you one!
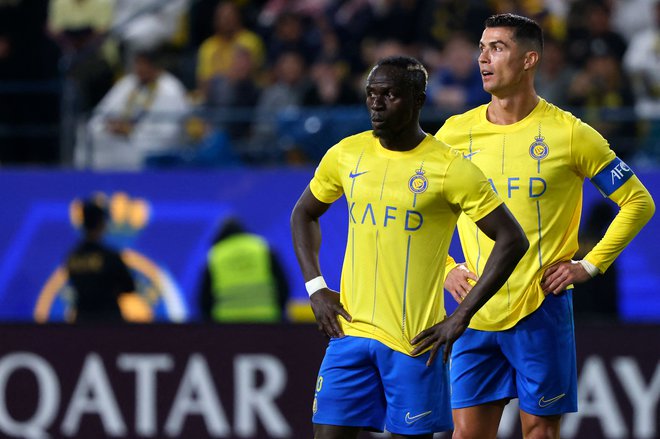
[412,203,529,365]
[291,186,352,337]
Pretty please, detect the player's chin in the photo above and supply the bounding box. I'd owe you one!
[481,79,497,93]
[372,125,391,139]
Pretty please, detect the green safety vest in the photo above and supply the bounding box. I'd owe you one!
[208,234,280,322]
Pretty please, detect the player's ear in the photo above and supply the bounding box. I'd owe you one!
[523,51,540,71]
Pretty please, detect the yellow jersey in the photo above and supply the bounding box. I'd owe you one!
[437,98,647,331]
[310,131,502,354]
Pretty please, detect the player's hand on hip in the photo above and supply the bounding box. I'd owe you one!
[410,313,468,366]
[309,289,352,339]
[541,261,591,295]
[445,264,478,303]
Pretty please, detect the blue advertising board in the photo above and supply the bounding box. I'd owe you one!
[0,169,657,322]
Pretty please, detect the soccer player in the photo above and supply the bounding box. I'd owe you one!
[290,56,529,439]
[418,13,655,439]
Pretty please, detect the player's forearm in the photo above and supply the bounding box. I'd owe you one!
[454,226,528,321]
[585,178,655,272]
[290,206,324,281]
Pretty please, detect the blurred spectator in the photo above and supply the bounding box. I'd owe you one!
[302,56,360,107]
[491,0,566,40]
[66,198,150,323]
[325,0,377,73]
[245,50,309,162]
[189,0,262,48]
[47,0,116,55]
[610,0,658,42]
[265,11,319,66]
[196,1,265,102]
[83,49,190,170]
[623,0,660,159]
[567,51,638,160]
[366,0,425,47]
[198,217,289,322]
[573,201,619,321]
[206,45,262,143]
[315,22,346,66]
[112,0,188,66]
[415,0,495,49]
[257,0,332,29]
[566,1,628,67]
[47,0,117,112]
[535,37,576,108]
[427,32,489,112]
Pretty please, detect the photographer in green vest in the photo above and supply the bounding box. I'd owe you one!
[198,217,289,322]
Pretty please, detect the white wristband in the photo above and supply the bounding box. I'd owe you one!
[577,259,599,278]
[305,276,327,297]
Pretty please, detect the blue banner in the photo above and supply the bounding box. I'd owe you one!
[0,169,658,322]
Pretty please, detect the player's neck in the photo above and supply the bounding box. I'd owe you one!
[486,91,540,125]
[378,126,427,151]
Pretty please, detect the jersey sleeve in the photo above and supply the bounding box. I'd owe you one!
[435,116,456,144]
[584,175,655,272]
[443,155,503,222]
[309,144,344,204]
[570,119,616,179]
[571,120,656,272]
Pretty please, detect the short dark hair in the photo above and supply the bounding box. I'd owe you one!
[374,55,428,96]
[82,200,107,231]
[485,13,543,54]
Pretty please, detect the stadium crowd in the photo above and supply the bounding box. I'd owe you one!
[1,0,660,168]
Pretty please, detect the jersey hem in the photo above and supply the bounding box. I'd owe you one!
[468,291,546,331]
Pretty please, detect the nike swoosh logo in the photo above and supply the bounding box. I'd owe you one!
[404,410,432,424]
[538,393,566,408]
[349,170,369,179]
[462,150,481,159]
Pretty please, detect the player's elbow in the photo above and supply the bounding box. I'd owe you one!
[515,233,530,260]
[641,192,656,225]
[623,184,656,226]
[507,227,529,264]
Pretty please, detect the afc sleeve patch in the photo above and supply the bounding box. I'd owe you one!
[590,157,634,197]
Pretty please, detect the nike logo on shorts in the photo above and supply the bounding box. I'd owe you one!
[349,170,369,179]
[462,150,481,159]
[538,393,566,407]
[404,410,432,424]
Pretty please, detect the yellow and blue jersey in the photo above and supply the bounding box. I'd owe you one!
[437,98,648,331]
[310,131,502,355]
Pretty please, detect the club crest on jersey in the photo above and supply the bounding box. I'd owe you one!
[408,167,428,194]
[529,135,549,160]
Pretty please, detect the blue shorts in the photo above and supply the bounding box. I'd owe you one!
[450,291,578,416]
[313,335,453,435]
